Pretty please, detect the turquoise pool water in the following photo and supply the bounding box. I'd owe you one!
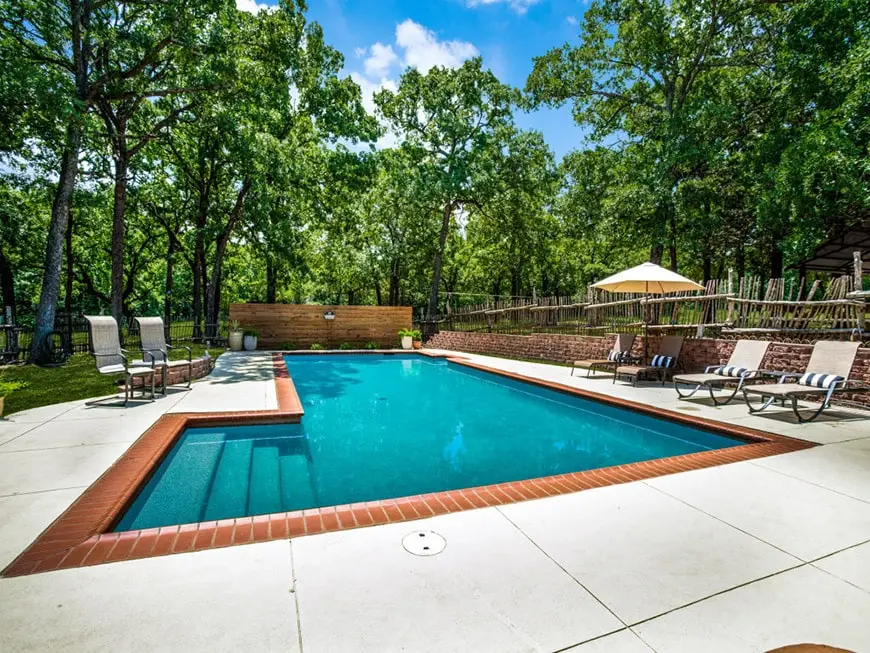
[115,354,742,531]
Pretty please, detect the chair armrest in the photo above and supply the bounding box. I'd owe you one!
[140,348,166,365]
[704,365,723,373]
[167,344,192,362]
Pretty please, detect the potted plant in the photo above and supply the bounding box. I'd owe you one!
[243,328,259,351]
[398,328,416,350]
[228,320,244,351]
[411,329,423,349]
[0,380,24,418]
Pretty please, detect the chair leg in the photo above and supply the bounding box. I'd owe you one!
[791,396,828,424]
[743,389,776,414]
[674,381,703,400]
[709,384,740,406]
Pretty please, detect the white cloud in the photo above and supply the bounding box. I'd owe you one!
[566,15,578,26]
[363,42,399,77]
[395,19,479,73]
[348,20,479,149]
[350,72,400,149]
[466,0,541,15]
[236,0,273,14]
[351,72,398,117]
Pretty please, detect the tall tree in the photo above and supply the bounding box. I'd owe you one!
[526,0,778,270]
[375,58,516,321]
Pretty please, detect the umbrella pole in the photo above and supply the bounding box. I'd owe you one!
[643,281,649,360]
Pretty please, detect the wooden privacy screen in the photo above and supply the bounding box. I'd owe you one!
[228,304,413,348]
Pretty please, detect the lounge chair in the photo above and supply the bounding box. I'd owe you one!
[133,316,193,395]
[85,315,155,405]
[673,340,771,406]
[742,340,869,423]
[614,335,685,386]
[571,334,638,377]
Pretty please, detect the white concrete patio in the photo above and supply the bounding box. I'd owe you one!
[1,349,870,652]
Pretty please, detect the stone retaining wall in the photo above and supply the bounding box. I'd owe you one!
[131,356,213,387]
[426,331,870,407]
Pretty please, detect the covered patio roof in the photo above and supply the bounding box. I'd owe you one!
[792,220,870,274]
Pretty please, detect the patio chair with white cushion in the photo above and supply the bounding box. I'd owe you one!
[133,316,192,395]
[84,315,155,406]
[673,339,771,406]
[741,340,869,423]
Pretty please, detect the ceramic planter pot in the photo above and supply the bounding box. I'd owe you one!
[228,331,244,351]
[243,335,258,351]
[401,335,412,350]
[412,340,422,349]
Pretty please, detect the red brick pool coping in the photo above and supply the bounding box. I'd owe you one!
[2,350,816,577]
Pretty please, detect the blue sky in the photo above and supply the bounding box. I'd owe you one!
[238,0,590,160]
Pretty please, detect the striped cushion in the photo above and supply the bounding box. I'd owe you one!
[650,355,675,368]
[798,373,843,389]
[608,350,625,362]
[716,365,748,378]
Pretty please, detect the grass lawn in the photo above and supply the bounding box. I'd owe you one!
[0,344,218,416]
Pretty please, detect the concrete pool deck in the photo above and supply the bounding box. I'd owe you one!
[1,349,870,651]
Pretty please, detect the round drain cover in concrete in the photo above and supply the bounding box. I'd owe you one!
[402,530,446,556]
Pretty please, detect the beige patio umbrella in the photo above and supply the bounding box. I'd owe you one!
[591,262,705,356]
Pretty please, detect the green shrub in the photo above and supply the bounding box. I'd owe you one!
[338,342,354,350]
[309,343,325,350]
[0,380,26,396]
[243,328,259,337]
[279,342,297,350]
[364,341,379,350]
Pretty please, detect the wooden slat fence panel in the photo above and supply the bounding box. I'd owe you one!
[229,304,412,348]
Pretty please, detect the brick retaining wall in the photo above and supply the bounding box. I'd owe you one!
[426,331,870,407]
[131,356,213,388]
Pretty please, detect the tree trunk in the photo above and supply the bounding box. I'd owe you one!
[164,236,174,337]
[206,179,251,334]
[425,202,452,321]
[347,289,355,306]
[736,244,746,279]
[192,234,204,339]
[770,237,784,279]
[389,260,400,306]
[374,279,382,306]
[109,129,129,322]
[702,253,712,282]
[266,258,276,303]
[0,245,15,324]
[30,123,82,363]
[649,243,664,265]
[65,209,74,344]
[510,267,521,297]
[668,210,678,272]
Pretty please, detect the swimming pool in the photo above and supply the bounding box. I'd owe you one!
[115,354,743,531]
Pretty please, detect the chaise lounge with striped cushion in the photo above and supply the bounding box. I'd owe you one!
[741,340,869,423]
[570,333,637,377]
[673,340,771,406]
[614,336,685,386]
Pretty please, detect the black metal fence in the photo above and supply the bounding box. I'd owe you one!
[1,316,227,364]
